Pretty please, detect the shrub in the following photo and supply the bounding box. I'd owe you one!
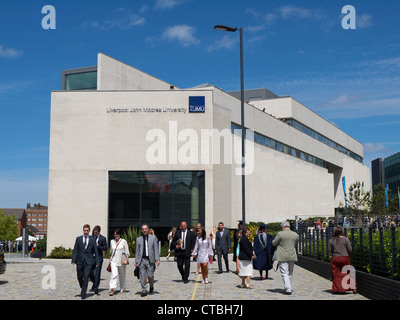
[49,246,73,259]
[122,226,141,258]
[35,238,47,256]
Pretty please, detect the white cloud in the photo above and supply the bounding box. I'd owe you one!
[161,24,200,47]
[156,0,186,10]
[264,13,278,25]
[357,14,373,28]
[208,34,238,52]
[89,7,147,30]
[277,5,324,22]
[0,45,23,58]
[363,142,389,153]
[328,94,358,105]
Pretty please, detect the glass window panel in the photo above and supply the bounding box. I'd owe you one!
[108,171,205,240]
[65,71,97,90]
[141,172,172,224]
[172,171,205,227]
[109,171,141,224]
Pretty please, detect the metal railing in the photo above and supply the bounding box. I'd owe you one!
[297,225,400,280]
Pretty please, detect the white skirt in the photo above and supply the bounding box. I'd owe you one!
[239,260,253,277]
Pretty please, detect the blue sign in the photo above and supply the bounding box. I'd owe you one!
[189,96,205,113]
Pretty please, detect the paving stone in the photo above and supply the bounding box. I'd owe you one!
[0,256,368,300]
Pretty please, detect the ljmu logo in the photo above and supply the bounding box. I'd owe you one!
[189,96,205,113]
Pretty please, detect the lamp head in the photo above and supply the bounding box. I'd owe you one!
[214,24,238,32]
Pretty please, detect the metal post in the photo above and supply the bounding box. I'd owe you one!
[22,228,27,257]
[239,27,245,227]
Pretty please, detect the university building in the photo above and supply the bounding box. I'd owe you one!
[47,53,370,253]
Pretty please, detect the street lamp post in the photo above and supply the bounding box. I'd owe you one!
[214,25,245,226]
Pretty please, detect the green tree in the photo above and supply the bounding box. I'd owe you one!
[371,184,387,217]
[371,184,400,216]
[340,181,371,223]
[0,211,19,241]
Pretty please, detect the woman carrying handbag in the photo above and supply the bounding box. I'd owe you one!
[108,229,130,296]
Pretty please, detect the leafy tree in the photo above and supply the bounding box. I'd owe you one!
[340,181,371,224]
[371,184,387,217]
[371,184,399,217]
[0,211,19,241]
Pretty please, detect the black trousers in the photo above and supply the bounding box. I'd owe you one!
[176,255,191,281]
[89,259,103,291]
[217,248,229,272]
[76,263,93,295]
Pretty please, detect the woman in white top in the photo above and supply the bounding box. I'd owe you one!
[109,229,130,296]
[192,226,213,284]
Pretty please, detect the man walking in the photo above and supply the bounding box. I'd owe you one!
[170,221,196,283]
[90,225,107,295]
[215,222,231,273]
[272,221,299,295]
[135,224,160,297]
[72,224,100,299]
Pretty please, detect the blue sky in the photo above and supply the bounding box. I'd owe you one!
[0,0,399,208]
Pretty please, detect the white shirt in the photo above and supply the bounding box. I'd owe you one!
[181,230,187,250]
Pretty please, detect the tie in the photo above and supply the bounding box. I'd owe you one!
[182,231,185,249]
[84,236,88,250]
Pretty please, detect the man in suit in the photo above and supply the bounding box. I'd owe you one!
[72,224,100,299]
[135,224,160,297]
[215,221,231,273]
[170,221,196,284]
[272,220,299,295]
[89,225,107,295]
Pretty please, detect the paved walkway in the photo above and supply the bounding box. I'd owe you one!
[0,255,368,300]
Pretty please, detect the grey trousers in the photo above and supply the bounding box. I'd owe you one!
[139,258,155,292]
[279,261,295,293]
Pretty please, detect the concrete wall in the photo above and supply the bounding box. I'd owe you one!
[48,89,214,254]
[48,54,371,253]
[97,53,174,91]
[250,97,364,159]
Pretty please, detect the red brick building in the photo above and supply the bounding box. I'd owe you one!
[25,203,48,238]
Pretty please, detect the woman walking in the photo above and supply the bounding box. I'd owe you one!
[192,226,213,284]
[167,227,177,261]
[194,223,202,275]
[108,229,130,296]
[328,227,357,294]
[238,228,256,289]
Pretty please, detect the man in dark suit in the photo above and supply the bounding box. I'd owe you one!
[72,224,100,299]
[89,225,107,295]
[170,221,195,283]
[215,222,231,273]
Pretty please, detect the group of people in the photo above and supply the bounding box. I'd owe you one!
[71,219,357,299]
[233,221,298,294]
[71,224,159,299]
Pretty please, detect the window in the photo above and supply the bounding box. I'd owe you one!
[231,122,328,169]
[109,171,205,233]
[65,71,97,90]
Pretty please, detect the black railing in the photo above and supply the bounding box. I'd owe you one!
[297,226,400,281]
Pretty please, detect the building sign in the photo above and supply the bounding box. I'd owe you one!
[105,96,206,114]
[189,96,205,113]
